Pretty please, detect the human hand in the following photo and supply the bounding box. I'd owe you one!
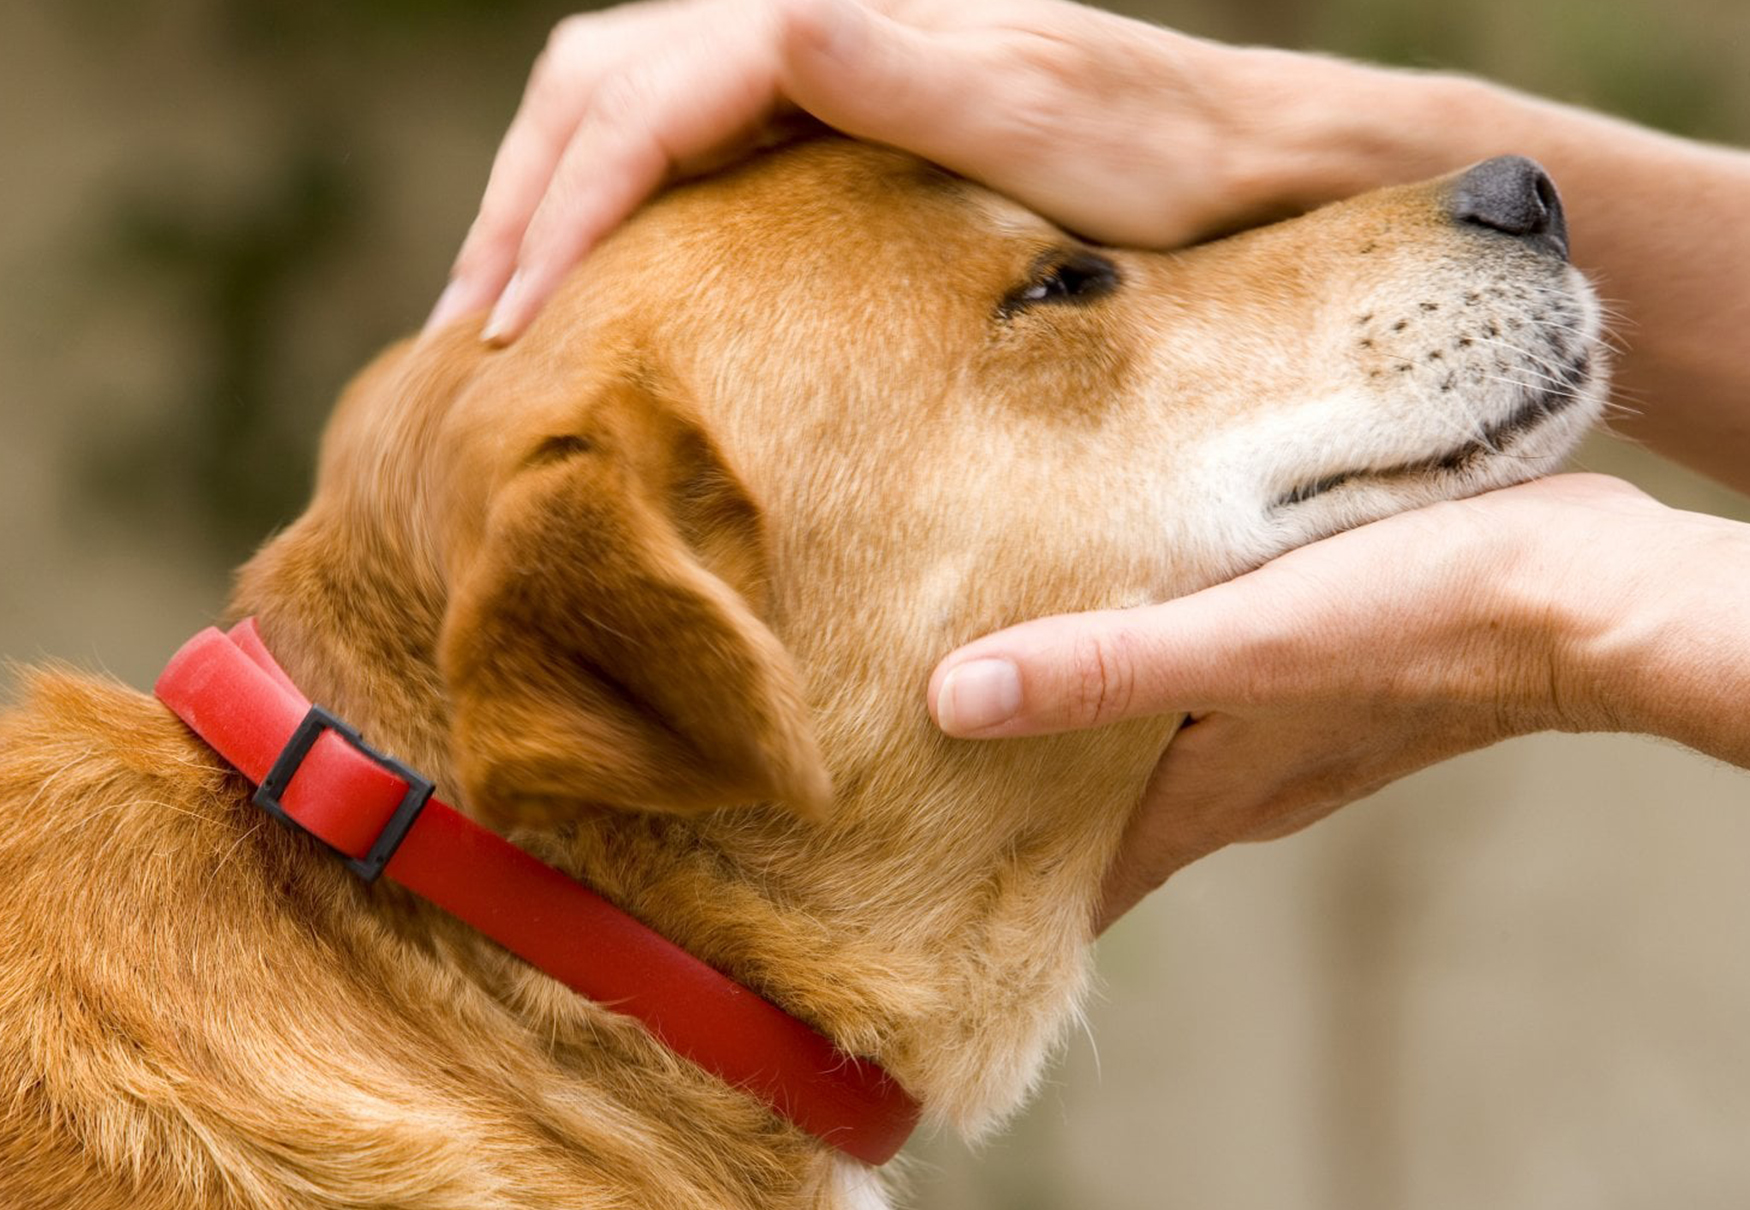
[426,0,1317,344]
[926,474,1731,929]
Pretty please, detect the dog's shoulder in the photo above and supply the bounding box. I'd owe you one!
[0,667,242,870]
[0,669,257,1208]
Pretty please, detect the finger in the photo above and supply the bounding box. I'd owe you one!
[1092,777,1335,932]
[927,482,1526,740]
[482,32,788,343]
[479,96,672,343]
[1095,725,1211,931]
[776,0,1009,168]
[426,57,595,335]
[928,573,1313,738]
[1091,713,1333,931]
[429,6,680,335]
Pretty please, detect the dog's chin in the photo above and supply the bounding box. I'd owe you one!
[1266,348,1607,549]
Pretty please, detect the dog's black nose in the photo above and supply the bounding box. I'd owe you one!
[1450,155,1568,259]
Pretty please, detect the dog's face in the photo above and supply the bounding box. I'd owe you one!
[379,137,1602,822]
[277,136,1603,1131]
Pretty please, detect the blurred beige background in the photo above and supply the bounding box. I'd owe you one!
[4,2,1748,1207]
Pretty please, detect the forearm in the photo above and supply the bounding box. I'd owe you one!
[1216,47,1750,494]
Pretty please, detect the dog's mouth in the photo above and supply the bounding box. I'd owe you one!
[1273,348,1594,510]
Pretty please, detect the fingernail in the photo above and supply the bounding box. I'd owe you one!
[482,270,525,344]
[425,278,469,334]
[937,659,1022,735]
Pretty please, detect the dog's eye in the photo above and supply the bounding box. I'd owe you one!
[1003,252,1121,315]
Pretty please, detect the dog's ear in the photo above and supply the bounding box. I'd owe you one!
[438,373,832,829]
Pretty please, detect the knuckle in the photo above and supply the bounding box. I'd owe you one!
[525,52,566,110]
[531,14,600,99]
[1577,473,1652,503]
[986,101,1059,171]
[1068,630,1136,728]
[1004,28,1083,80]
[589,69,650,125]
[453,226,515,283]
[449,237,491,281]
[773,0,839,37]
[769,0,813,29]
[546,13,591,54]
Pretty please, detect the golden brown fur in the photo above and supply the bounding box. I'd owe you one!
[0,137,1602,1207]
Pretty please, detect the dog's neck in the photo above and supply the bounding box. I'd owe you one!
[231,506,1164,1136]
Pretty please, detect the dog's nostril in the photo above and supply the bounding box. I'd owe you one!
[1450,155,1569,259]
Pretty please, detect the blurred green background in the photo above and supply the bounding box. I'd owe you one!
[3,2,1748,1207]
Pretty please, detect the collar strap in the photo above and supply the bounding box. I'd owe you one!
[155,621,920,1165]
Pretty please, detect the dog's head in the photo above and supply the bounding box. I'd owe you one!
[391,137,1601,822]
[240,135,1604,1126]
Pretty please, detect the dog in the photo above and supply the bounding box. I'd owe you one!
[0,136,1604,1208]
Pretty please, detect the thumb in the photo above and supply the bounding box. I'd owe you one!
[777,0,998,165]
[928,579,1306,739]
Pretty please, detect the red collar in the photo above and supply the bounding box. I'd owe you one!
[155,620,919,1165]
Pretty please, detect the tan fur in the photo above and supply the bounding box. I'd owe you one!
[0,137,1603,1207]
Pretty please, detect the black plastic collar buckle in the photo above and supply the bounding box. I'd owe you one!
[253,704,435,884]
